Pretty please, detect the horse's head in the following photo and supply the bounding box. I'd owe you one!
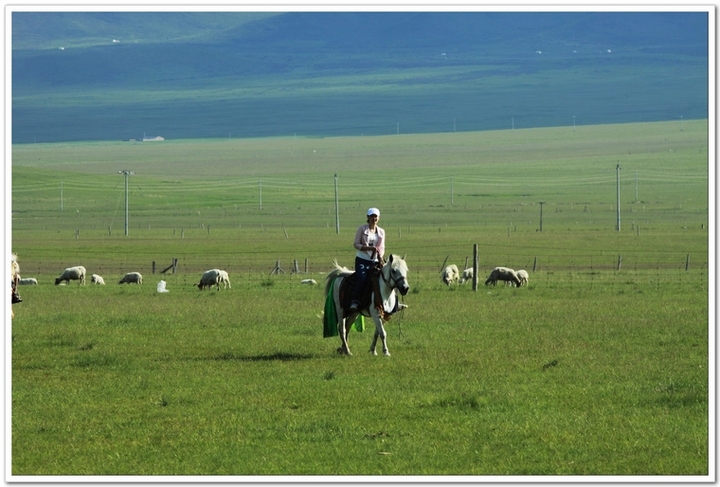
[385,254,410,296]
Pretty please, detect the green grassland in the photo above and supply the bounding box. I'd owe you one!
[10,121,710,477]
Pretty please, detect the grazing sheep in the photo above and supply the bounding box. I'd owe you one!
[18,277,38,285]
[301,278,317,285]
[484,266,521,287]
[118,272,143,285]
[91,274,105,285]
[218,270,231,289]
[197,269,221,290]
[441,264,460,286]
[55,266,86,286]
[516,269,529,287]
[459,268,474,284]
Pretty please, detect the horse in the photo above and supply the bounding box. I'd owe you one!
[324,254,410,356]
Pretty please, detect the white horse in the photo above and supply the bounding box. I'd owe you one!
[324,254,410,356]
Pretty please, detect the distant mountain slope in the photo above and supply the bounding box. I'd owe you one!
[11,11,709,143]
[11,12,278,49]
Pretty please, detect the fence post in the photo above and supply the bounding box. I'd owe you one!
[617,255,622,270]
[472,244,479,292]
[152,261,156,274]
[686,254,690,271]
[532,257,537,272]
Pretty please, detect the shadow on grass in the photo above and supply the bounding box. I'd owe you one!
[207,351,316,362]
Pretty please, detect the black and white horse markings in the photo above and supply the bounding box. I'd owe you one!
[324,254,410,356]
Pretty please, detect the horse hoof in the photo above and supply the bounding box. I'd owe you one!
[383,351,391,357]
[370,350,377,356]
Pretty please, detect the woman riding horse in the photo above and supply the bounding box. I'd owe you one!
[349,207,385,312]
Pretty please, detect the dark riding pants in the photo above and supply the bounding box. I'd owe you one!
[351,257,374,303]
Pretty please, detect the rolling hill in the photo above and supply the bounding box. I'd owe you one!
[11,10,709,143]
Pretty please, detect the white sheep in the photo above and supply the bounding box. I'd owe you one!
[118,272,143,285]
[485,266,521,287]
[459,267,474,284]
[91,274,105,285]
[301,278,317,285]
[441,264,460,286]
[516,269,529,287]
[218,270,231,289]
[157,280,169,293]
[55,266,86,286]
[197,269,221,290]
[18,277,38,285]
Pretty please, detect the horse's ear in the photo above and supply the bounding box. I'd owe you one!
[402,254,406,260]
[389,254,394,263]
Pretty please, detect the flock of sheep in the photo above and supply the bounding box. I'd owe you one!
[18,265,233,291]
[441,264,529,288]
[49,265,144,286]
[23,262,527,293]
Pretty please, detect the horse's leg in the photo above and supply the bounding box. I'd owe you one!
[337,310,353,356]
[369,308,389,356]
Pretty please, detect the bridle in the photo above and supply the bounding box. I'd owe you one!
[380,261,405,291]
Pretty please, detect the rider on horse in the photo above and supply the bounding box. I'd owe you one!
[349,207,385,312]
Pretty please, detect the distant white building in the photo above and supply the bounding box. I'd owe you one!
[142,135,165,141]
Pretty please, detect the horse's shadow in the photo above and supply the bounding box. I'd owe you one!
[206,351,315,362]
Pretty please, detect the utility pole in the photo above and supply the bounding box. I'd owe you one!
[259,180,262,210]
[539,202,545,232]
[334,173,340,234]
[60,182,63,212]
[118,170,134,236]
[635,172,638,203]
[616,164,621,231]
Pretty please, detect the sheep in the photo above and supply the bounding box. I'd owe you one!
[484,266,521,287]
[157,280,169,293]
[441,264,460,286]
[55,266,86,285]
[516,269,529,287]
[91,274,105,285]
[459,267,474,284]
[197,269,221,290]
[18,277,38,285]
[218,270,231,289]
[118,272,143,285]
[301,278,318,285]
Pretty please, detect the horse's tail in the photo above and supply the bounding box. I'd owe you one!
[324,259,352,296]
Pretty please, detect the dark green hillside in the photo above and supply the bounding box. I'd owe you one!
[11,11,708,143]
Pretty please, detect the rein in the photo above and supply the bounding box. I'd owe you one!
[380,262,399,290]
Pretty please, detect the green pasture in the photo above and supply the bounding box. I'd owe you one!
[10,121,710,477]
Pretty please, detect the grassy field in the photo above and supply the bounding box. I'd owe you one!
[9,121,711,478]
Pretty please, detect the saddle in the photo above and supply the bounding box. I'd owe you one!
[338,262,390,320]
